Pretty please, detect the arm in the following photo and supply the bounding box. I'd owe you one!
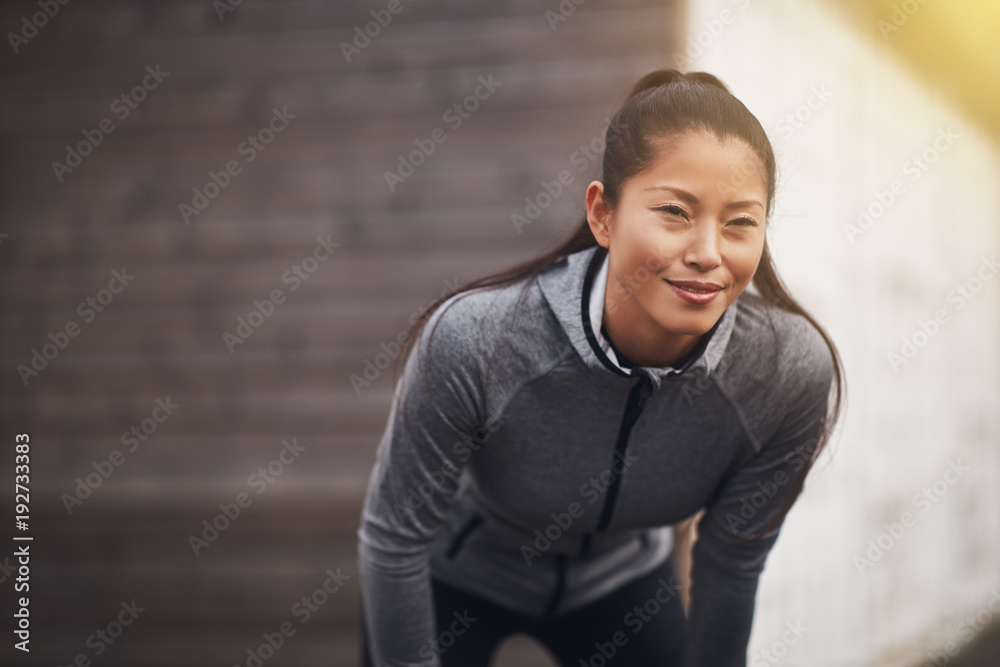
[684,347,834,667]
[357,298,487,667]
[671,510,702,616]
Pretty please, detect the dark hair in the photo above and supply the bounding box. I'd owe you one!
[392,69,845,540]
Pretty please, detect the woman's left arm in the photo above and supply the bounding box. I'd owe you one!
[683,345,835,667]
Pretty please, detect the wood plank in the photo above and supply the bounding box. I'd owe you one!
[0,388,396,436]
[0,250,536,308]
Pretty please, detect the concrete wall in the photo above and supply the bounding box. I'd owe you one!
[678,1,1000,665]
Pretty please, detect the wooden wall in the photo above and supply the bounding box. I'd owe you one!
[0,1,680,665]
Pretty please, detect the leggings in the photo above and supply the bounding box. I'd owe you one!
[359,554,686,666]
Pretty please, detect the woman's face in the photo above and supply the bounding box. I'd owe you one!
[586,129,768,365]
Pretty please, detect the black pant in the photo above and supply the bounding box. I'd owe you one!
[359,554,686,666]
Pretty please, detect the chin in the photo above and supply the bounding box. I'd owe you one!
[657,313,718,336]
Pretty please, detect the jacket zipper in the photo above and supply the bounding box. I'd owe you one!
[445,513,483,559]
[577,373,654,558]
[597,373,653,530]
[543,374,654,616]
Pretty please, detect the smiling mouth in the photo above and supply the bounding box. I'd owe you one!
[665,280,723,293]
[665,279,724,305]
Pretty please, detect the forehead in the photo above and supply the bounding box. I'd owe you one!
[635,130,768,202]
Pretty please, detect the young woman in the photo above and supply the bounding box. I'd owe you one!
[357,69,845,667]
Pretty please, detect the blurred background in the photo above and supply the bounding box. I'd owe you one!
[0,1,997,666]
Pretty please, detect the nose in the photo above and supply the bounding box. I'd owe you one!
[683,222,722,271]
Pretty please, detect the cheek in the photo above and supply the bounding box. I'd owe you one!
[727,238,765,279]
[617,224,665,267]
[631,226,683,270]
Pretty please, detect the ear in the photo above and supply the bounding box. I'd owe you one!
[586,181,612,249]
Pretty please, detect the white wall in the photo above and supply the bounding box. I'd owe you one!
[679,1,1000,665]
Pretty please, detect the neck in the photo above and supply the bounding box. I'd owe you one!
[601,290,704,368]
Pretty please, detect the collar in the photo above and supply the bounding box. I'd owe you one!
[537,244,738,390]
[588,250,631,372]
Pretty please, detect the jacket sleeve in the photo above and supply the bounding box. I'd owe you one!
[356,295,488,667]
[684,338,835,667]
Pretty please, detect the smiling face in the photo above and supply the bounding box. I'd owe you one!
[586,129,769,367]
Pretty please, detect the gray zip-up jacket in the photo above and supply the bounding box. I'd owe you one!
[357,243,835,666]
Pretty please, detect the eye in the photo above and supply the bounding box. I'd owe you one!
[656,204,689,220]
[728,216,758,228]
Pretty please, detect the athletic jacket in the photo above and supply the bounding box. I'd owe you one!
[356,243,835,666]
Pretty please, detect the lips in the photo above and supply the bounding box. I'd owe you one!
[666,280,722,293]
[665,279,723,305]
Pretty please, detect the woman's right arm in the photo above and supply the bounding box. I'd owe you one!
[357,297,486,666]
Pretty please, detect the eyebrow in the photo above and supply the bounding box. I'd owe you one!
[644,185,765,212]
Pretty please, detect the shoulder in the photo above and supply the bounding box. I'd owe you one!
[405,274,566,424]
[420,278,539,353]
[716,289,835,440]
[416,273,560,380]
[729,288,833,388]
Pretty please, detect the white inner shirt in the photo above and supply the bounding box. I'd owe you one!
[588,250,633,372]
[587,250,696,374]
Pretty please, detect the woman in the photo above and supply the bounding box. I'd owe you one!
[357,69,845,667]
